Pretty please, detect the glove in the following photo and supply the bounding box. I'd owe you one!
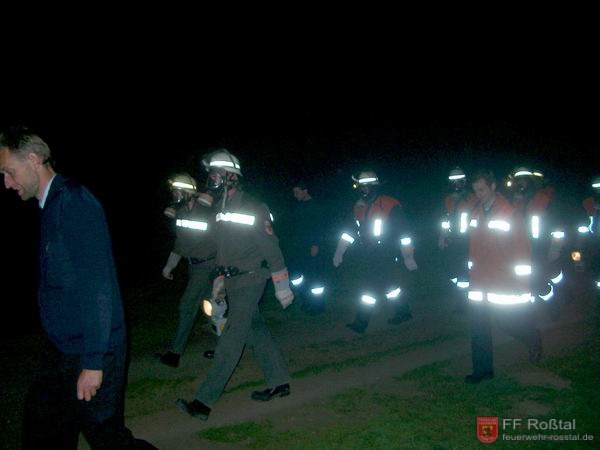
[401,244,418,271]
[212,275,226,300]
[333,238,351,268]
[272,268,294,309]
[162,252,182,280]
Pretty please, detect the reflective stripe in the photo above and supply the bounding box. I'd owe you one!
[514,265,532,276]
[468,291,483,301]
[450,277,458,284]
[488,220,511,231]
[578,226,590,234]
[592,182,600,188]
[514,170,533,177]
[358,177,378,184]
[172,181,195,190]
[361,294,377,305]
[385,287,401,299]
[596,281,600,288]
[468,261,473,270]
[176,219,208,231]
[202,299,212,316]
[291,275,304,286]
[373,219,383,237]
[216,212,255,225]
[590,216,595,233]
[356,220,360,227]
[487,292,533,305]
[270,213,274,222]
[460,213,469,232]
[441,220,451,230]
[210,160,240,169]
[539,284,554,301]
[457,281,470,289]
[533,172,544,178]
[551,231,565,239]
[311,287,325,295]
[400,237,412,246]
[468,218,477,229]
[551,271,563,284]
[531,216,540,239]
[341,233,355,244]
[449,174,466,180]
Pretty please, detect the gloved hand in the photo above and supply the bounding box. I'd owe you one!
[162,252,182,280]
[212,275,226,300]
[401,244,418,271]
[272,268,294,309]
[333,238,352,268]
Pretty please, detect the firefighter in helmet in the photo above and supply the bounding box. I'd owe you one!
[333,170,417,334]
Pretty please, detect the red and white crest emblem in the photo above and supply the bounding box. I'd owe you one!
[477,417,498,444]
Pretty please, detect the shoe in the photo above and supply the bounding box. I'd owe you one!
[175,398,211,420]
[251,383,290,401]
[154,351,180,368]
[529,336,543,363]
[203,350,215,359]
[465,372,494,384]
[387,313,413,325]
[346,322,366,334]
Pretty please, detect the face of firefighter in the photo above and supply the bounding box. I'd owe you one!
[207,168,238,198]
[514,176,533,197]
[449,178,466,192]
[473,179,496,206]
[358,184,377,201]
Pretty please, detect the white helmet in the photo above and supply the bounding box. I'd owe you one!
[448,167,466,181]
[512,166,534,178]
[352,170,380,186]
[202,149,242,176]
[168,173,197,194]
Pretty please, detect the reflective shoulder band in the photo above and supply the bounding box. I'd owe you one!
[457,281,470,289]
[400,237,412,246]
[551,231,565,239]
[487,292,532,305]
[578,226,590,234]
[341,233,355,244]
[469,218,478,229]
[361,294,377,305]
[488,220,511,231]
[385,287,401,299]
[441,220,451,230]
[514,265,532,276]
[176,219,208,230]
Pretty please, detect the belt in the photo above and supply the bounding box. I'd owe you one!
[189,256,215,265]
[212,265,256,279]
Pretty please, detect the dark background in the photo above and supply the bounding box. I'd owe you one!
[1,88,599,339]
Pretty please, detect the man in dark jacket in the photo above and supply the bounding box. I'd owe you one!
[0,127,155,450]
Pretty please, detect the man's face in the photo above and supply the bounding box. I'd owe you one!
[472,179,495,204]
[0,148,40,201]
[293,187,308,201]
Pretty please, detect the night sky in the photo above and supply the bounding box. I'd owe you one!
[1,88,599,338]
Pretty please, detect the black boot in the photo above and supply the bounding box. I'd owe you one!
[251,383,290,401]
[175,398,211,420]
[155,351,180,368]
[465,372,494,384]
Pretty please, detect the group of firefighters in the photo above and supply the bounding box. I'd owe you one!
[155,148,600,420]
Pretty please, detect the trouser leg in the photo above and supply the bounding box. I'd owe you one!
[195,280,266,407]
[470,302,494,375]
[172,266,212,355]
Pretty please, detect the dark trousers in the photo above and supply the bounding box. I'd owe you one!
[22,341,153,450]
[469,302,540,375]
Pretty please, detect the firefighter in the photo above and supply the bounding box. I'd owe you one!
[176,149,293,420]
[155,173,217,367]
[508,167,566,319]
[289,180,327,315]
[466,169,542,384]
[577,174,600,293]
[333,170,417,334]
[438,167,477,311]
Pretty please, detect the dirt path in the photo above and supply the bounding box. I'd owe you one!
[122,293,593,450]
